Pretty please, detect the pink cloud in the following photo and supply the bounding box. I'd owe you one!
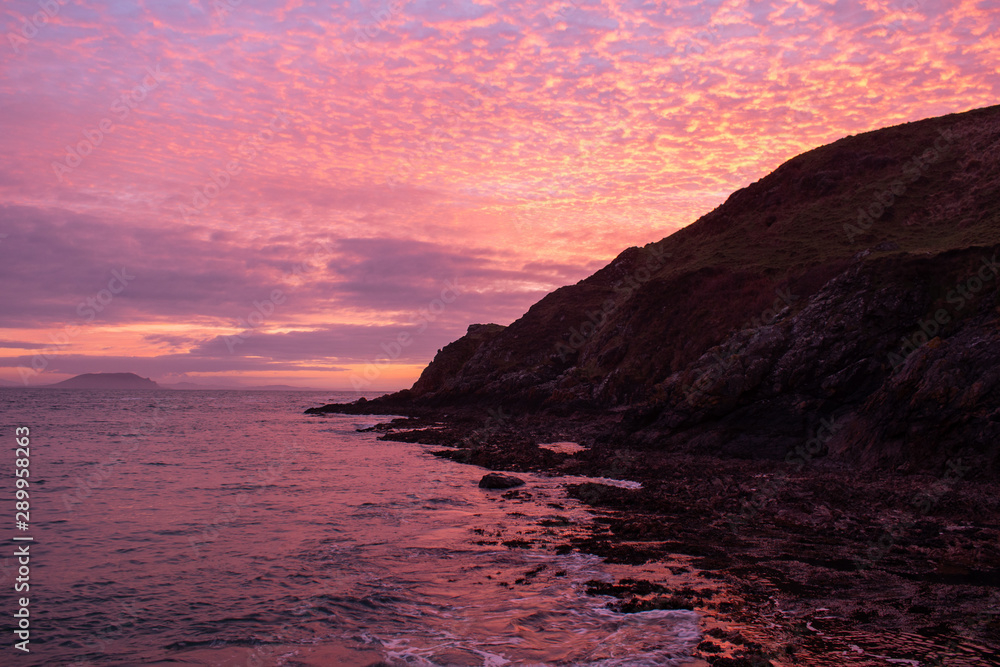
[1,0,997,386]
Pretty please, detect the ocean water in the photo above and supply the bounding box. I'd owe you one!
[0,389,702,666]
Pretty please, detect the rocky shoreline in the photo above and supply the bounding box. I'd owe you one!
[334,406,1000,666]
[307,105,1000,665]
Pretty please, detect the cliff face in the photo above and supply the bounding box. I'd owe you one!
[409,323,507,398]
[615,245,1000,473]
[317,104,1000,474]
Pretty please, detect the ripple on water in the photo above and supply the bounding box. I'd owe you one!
[0,390,716,665]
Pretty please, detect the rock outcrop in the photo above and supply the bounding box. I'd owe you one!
[478,473,526,489]
[410,324,507,398]
[310,104,1000,476]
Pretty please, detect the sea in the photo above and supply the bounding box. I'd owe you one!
[0,389,703,666]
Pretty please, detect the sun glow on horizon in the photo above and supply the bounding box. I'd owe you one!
[1,0,998,387]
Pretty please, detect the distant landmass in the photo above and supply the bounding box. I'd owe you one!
[0,374,335,390]
[48,373,160,390]
[160,382,330,391]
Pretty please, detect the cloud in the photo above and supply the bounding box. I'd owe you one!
[0,353,350,378]
[407,0,496,24]
[2,0,998,386]
[0,340,41,350]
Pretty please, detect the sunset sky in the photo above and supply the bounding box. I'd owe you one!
[1,0,997,389]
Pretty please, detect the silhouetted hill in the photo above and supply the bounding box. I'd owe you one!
[410,323,507,397]
[161,382,328,391]
[310,104,1000,475]
[48,373,160,390]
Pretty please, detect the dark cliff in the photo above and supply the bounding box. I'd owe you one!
[410,323,507,398]
[310,104,1000,474]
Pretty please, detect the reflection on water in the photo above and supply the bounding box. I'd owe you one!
[1,390,700,666]
[3,389,996,666]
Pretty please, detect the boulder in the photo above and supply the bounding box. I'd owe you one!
[478,473,525,489]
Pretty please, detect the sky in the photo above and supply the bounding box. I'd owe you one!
[0,0,997,389]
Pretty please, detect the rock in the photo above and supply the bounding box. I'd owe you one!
[306,104,1000,475]
[478,473,525,489]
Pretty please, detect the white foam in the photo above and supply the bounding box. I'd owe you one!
[538,441,588,455]
[552,474,643,490]
[355,550,699,666]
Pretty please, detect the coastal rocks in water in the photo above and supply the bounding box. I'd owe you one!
[479,473,525,489]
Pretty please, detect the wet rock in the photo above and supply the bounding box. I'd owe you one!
[478,473,525,489]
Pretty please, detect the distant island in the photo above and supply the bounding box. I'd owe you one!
[161,382,331,391]
[48,373,160,390]
[4,373,333,391]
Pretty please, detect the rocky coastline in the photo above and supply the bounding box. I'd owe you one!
[308,105,1000,665]
[309,407,1000,666]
